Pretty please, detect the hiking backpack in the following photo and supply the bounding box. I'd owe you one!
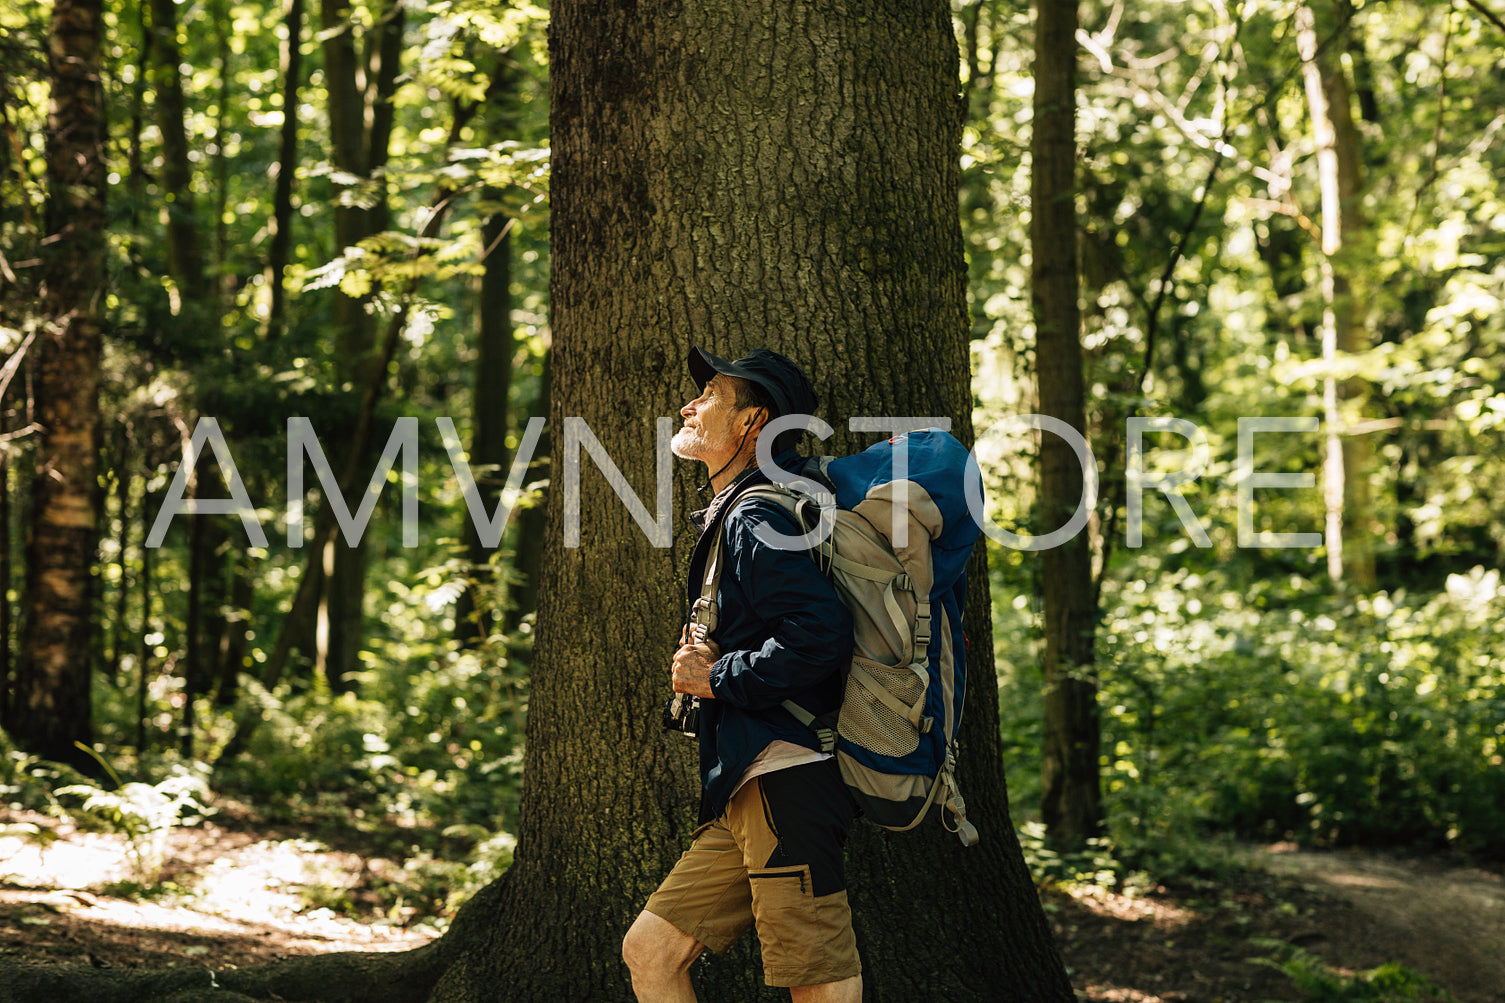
[696,428,982,846]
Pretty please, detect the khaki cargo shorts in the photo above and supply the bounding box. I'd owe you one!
[644,760,860,988]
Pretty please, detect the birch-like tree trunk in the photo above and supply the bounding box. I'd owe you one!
[1299,0,1375,588]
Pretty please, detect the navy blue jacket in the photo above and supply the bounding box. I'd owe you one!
[686,453,853,823]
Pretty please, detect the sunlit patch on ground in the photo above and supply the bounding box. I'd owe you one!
[1063,884,1196,927]
[1079,986,1176,1002]
[0,808,436,967]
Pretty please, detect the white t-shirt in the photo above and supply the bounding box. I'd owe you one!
[730,739,831,798]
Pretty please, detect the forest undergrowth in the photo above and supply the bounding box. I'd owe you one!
[0,547,1500,1001]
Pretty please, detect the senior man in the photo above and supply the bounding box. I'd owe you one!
[622,347,861,1002]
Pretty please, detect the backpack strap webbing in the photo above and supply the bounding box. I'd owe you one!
[780,699,837,754]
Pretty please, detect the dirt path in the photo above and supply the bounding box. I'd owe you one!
[1261,845,1505,1003]
[1051,844,1505,1003]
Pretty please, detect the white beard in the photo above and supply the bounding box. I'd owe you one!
[671,424,709,459]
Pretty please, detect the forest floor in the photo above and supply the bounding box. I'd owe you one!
[1052,842,1505,1003]
[1,804,1502,1002]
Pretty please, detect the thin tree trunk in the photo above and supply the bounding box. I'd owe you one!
[217,558,252,706]
[1033,0,1102,851]
[182,452,226,757]
[266,0,304,340]
[126,0,151,222]
[183,482,205,757]
[1326,8,1375,590]
[211,0,232,314]
[317,0,404,692]
[13,0,107,770]
[1299,0,1374,589]
[108,422,130,681]
[323,535,365,693]
[147,0,204,302]
[137,487,154,754]
[0,444,11,717]
[456,211,515,646]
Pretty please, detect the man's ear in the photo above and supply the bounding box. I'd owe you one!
[745,407,767,431]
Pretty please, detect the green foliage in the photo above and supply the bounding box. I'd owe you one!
[1014,820,1149,897]
[1251,940,1456,1003]
[1101,565,1504,854]
[993,536,1498,861]
[206,558,530,835]
[0,730,83,813]
[993,558,1505,866]
[56,763,213,885]
[359,827,516,926]
[96,878,193,902]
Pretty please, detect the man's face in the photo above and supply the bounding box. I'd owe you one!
[672,375,754,463]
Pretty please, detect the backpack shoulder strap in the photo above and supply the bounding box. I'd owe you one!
[702,484,844,750]
[690,481,810,634]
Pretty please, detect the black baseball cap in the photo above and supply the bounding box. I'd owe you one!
[687,347,818,419]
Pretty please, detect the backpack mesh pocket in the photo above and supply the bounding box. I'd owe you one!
[838,656,925,758]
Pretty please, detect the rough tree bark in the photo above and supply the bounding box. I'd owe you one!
[0,0,1076,998]
[8,0,106,771]
[1032,0,1102,851]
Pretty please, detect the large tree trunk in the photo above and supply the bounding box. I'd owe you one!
[429,0,1073,999]
[10,0,106,771]
[1032,0,1102,851]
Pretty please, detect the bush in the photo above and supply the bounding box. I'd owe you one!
[993,556,1505,869]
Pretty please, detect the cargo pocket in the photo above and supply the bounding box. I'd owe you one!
[836,656,926,757]
[747,864,817,969]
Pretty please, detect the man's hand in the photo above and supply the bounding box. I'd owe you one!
[672,638,720,699]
